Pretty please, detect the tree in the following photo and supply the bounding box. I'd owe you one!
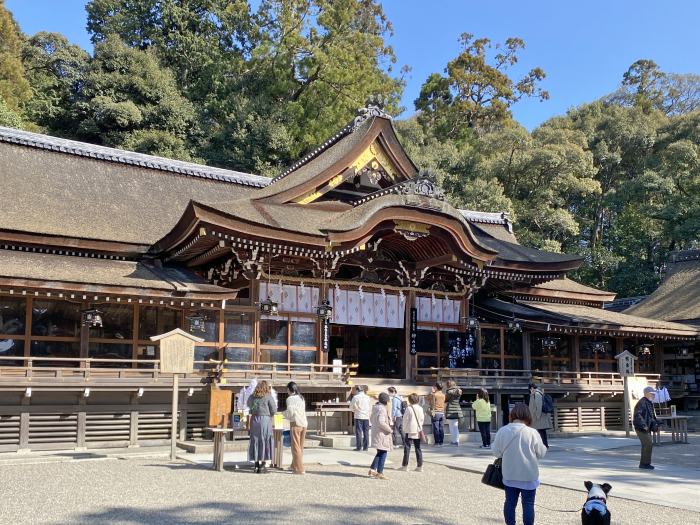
[85,0,405,173]
[70,35,197,160]
[0,95,22,127]
[0,0,31,111]
[86,0,251,102]
[607,59,700,116]
[20,32,89,132]
[415,33,548,139]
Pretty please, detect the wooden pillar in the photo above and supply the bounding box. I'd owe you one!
[572,335,581,373]
[251,278,261,365]
[129,393,139,447]
[179,389,189,442]
[19,396,30,451]
[495,392,503,429]
[76,396,87,450]
[523,332,532,371]
[577,404,583,431]
[80,324,89,361]
[170,374,179,461]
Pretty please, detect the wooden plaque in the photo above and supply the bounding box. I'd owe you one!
[209,387,233,427]
[150,328,203,374]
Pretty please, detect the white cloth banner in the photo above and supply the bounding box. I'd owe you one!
[330,289,405,328]
[258,282,319,313]
[415,296,461,324]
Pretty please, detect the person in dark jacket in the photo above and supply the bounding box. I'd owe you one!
[444,380,463,446]
[633,386,659,470]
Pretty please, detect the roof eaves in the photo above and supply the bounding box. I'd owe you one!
[0,126,271,188]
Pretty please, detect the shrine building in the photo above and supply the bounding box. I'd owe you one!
[0,104,697,452]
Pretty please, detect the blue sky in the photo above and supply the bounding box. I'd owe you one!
[7,0,700,129]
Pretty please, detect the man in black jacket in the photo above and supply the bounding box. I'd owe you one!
[633,386,659,470]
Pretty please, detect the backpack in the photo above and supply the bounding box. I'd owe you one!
[542,393,554,414]
[400,400,408,415]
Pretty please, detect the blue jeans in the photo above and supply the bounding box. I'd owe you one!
[504,485,536,525]
[431,412,444,445]
[355,419,369,450]
[370,449,388,473]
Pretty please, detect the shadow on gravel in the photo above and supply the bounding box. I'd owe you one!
[72,501,454,525]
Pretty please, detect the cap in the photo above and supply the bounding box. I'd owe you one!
[643,386,656,395]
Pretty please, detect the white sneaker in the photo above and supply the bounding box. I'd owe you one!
[414,466,423,472]
[398,465,408,471]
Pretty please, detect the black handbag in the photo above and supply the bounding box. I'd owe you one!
[481,457,504,489]
[481,430,521,490]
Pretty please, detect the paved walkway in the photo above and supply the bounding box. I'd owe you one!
[180,434,700,513]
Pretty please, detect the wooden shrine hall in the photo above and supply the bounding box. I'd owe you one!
[0,103,697,451]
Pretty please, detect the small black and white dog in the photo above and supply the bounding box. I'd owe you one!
[581,481,612,525]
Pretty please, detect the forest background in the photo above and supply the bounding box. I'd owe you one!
[1,0,698,298]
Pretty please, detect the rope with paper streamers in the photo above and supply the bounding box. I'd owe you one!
[257,269,468,300]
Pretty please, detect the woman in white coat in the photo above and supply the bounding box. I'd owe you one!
[492,403,547,525]
[398,393,425,472]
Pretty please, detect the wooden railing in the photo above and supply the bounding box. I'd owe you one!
[415,367,660,390]
[0,356,355,387]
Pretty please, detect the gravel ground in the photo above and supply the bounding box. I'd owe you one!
[1,457,698,525]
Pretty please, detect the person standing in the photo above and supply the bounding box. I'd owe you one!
[493,403,547,525]
[473,389,492,449]
[399,393,425,472]
[445,380,463,446]
[528,383,552,448]
[428,382,445,446]
[283,381,308,475]
[247,380,277,474]
[388,386,404,448]
[368,392,393,480]
[350,385,371,451]
[633,386,660,470]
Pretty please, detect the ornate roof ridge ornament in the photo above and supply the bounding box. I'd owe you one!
[396,169,445,201]
[350,168,447,206]
[351,96,393,131]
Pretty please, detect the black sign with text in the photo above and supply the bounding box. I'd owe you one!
[409,307,417,355]
[321,317,330,352]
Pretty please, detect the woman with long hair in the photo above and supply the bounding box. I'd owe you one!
[247,379,277,474]
[444,379,463,446]
[283,381,308,475]
[473,389,492,449]
[492,403,547,525]
[368,392,393,480]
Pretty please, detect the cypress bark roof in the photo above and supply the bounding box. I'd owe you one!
[0,249,234,299]
[625,250,700,326]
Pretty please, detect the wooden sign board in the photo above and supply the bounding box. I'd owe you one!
[150,328,203,374]
[209,387,233,427]
[615,350,638,377]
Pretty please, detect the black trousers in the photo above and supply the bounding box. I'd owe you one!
[478,421,491,446]
[537,428,549,448]
[402,435,423,467]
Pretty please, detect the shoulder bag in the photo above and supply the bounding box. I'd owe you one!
[481,429,521,490]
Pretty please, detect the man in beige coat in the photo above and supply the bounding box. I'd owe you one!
[528,383,552,448]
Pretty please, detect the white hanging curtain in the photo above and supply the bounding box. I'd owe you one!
[329,289,405,328]
[415,295,461,324]
[258,282,319,314]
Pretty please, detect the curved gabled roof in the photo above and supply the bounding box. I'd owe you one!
[254,114,419,203]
